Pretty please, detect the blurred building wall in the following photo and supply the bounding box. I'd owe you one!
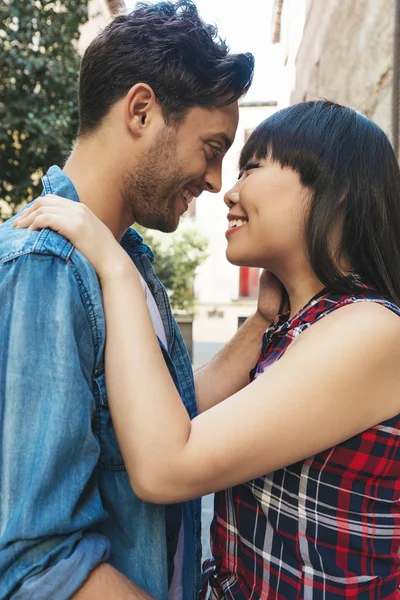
[78,0,124,54]
[290,0,395,140]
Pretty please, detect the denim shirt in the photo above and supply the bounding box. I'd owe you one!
[0,166,201,600]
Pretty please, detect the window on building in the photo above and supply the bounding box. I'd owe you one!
[238,316,247,328]
[244,128,254,143]
[239,266,260,298]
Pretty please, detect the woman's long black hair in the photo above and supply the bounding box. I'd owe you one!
[240,100,400,305]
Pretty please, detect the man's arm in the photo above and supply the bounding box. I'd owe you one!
[0,253,147,599]
[194,312,269,413]
[195,271,284,413]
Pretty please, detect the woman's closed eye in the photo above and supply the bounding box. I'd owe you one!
[238,162,260,179]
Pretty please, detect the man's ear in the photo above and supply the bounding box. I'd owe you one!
[124,83,162,137]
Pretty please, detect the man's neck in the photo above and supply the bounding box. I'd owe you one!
[63,137,133,240]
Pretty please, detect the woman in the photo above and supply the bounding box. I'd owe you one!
[14,101,400,598]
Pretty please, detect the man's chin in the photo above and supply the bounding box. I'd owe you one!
[158,212,180,233]
[159,222,179,234]
[137,215,178,234]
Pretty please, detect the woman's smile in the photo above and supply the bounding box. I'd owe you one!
[225,216,248,238]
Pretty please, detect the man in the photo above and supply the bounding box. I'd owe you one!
[0,2,277,598]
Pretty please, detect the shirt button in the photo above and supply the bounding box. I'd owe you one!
[167,531,174,541]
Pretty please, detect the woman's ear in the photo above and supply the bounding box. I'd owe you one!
[124,83,161,137]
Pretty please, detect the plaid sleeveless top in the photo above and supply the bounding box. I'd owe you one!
[201,287,400,599]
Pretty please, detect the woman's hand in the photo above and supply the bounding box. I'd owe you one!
[13,195,130,280]
[256,270,288,324]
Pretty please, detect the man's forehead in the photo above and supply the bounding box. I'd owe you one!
[185,102,239,144]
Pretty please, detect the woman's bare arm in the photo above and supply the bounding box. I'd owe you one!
[15,198,400,504]
[101,266,400,503]
[73,563,153,599]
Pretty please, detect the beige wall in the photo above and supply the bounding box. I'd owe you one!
[291,0,395,139]
[78,0,114,54]
[275,0,306,108]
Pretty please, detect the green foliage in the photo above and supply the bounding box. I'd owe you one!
[0,0,89,219]
[135,225,208,314]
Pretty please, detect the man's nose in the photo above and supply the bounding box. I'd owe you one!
[204,164,222,194]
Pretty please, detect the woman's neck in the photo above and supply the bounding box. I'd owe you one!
[274,263,325,319]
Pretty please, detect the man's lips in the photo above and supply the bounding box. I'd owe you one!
[177,187,199,214]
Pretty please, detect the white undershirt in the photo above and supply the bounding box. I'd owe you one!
[168,525,184,600]
[136,266,168,351]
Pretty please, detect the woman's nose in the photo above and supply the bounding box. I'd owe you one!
[224,185,240,208]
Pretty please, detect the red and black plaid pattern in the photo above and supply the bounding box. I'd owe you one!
[201,287,400,599]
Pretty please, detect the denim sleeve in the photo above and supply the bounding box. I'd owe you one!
[0,253,110,599]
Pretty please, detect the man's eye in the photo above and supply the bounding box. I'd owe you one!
[206,145,222,160]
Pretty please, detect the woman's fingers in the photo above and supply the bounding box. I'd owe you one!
[11,195,122,278]
[14,205,71,228]
[25,213,73,237]
[13,203,89,246]
[13,196,92,244]
[14,195,84,223]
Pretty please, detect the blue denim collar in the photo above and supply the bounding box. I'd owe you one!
[42,165,80,202]
[121,229,154,263]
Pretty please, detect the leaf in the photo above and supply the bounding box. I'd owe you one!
[0,0,89,220]
[135,225,208,314]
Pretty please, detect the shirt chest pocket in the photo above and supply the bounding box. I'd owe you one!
[93,368,126,470]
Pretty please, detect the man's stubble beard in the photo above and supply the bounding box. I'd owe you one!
[122,128,187,233]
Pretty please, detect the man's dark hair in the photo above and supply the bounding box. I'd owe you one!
[78,0,254,135]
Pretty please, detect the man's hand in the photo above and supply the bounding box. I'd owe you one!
[257,270,287,324]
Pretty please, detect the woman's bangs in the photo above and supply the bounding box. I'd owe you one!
[238,108,319,179]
